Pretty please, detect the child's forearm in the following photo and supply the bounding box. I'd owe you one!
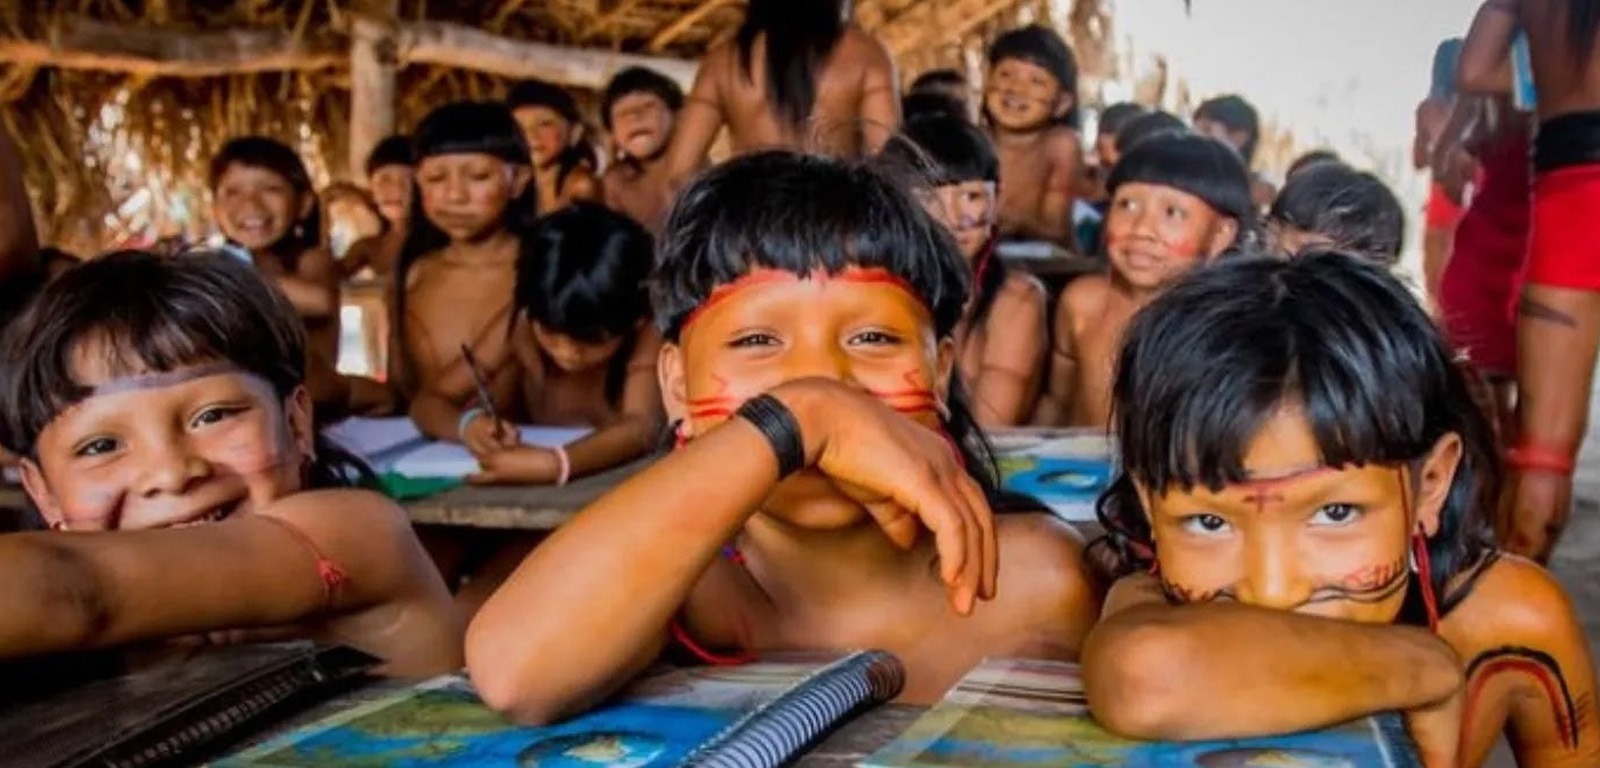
[1083,602,1463,740]
[565,414,659,479]
[276,274,338,318]
[410,391,465,441]
[467,414,783,724]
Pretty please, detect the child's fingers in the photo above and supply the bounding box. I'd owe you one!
[955,474,999,601]
[860,498,920,550]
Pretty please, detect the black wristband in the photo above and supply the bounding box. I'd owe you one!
[735,394,806,479]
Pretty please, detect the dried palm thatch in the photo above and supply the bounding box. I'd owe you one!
[0,0,1116,254]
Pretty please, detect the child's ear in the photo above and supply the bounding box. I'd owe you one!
[297,193,316,225]
[19,459,64,529]
[1052,91,1076,120]
[1205,217,1240,258]
[284,386,315,460]
[658,342,688,429]
[933,336,957,405]
[1414,432,1464,537]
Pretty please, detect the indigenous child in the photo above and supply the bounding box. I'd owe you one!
[0,249,461,676]
[983,25,1083,247]
[1115,109,1187,157]
[396,101,537,440]
[1193,93,1276,209]
[339,134,414,281]
[1037,133,1250,429]
[210,137,389,418]
[882,114,1048,427]
[465,151,1100,722]
[599,67,685,234]
[1267,161,1405,264]
[1477,0,1600,561]
[507,79,600,213]
[661,0,900,187]
[908,69,974,121]
[441,202,663,486]
[1084,102,1147,207]
[1081,250,1600,768]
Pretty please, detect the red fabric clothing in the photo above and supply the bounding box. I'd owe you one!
[1523,163,1600,291]
[1439,128,1532,378]
[1425,181,1465,230]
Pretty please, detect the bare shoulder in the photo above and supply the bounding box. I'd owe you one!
[1044,127,1084,158]
[1447,553,1585,646]
[991,272,1048,326]
[1061,273,1111,316]
[841,25,894,66]
[1000,271,1048,307]
[993,512,1095,605]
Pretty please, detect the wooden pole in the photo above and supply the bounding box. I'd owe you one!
[398,21,696,91]
[348,0,399,180]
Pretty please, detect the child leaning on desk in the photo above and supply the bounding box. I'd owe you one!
[466,151,1100,724]
[0,250,461,677]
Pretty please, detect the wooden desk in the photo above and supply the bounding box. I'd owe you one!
[404,459,650,530]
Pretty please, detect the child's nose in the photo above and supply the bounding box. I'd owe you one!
[136,440,213,498]
[1237,543,1310,611]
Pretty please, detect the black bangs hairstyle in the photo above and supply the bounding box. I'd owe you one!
[653,150,1022,501]
[0,249,374,489]
[601,66,686,131]
[1270,162,1405,264]
[1108,132,1254,228]
[365,134,414,175]
[986,25,1081,129]
[1089,250,1496,616]
[880,115,1008,326]
[738,0,848,132]
[909,68,967,96]
[1286,148,1341,179]
[516,202,653,404]
[208,136,322,262]
[1114,110,1187,156]
[1194,94,1262,165]
[393,100,537,394]
[1097,102,1147,141]
[507,79,600,188]
[901,91,969,123]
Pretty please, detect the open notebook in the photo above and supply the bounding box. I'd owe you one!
[864,658,1420,768]
[322,417,591,480]
[219,651,904,767]
[992,430,1116,523]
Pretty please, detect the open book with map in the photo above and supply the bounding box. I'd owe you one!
[218,650,904,767]
[863,658,1420,768]
[992,429,1115,523]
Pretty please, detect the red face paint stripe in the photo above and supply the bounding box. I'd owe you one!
[679,267,927,333]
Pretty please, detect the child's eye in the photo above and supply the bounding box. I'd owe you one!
[729,333,779,348]
[1310,503,1363,526]
[849,330,901,346]
[1179,513,1232,535]
[190,405,246,429]
[74,437,120,458]
[1164,205,1187,220]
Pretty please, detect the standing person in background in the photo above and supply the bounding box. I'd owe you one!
[1417,40,1468,304]
[983,25,1083,248]
[340,134,414,281]
[660,0,900,189]
[1471,0,1600,562]
[1193,94,1276,210]
[599,67,686,235]
[508,79,601,213]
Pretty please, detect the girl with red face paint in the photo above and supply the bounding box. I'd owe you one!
[0,250,461,677]
[466,151,1100,725]
[1081,250,1599,768]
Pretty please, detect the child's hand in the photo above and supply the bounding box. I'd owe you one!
[463,414,519,456]
[467,445,560,485]
[770,379,998,616]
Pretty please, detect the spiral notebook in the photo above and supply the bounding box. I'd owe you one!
[863,658,1420,768]
[219,650,905,767]
[0,642,380,768]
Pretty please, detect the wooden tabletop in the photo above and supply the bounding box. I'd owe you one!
[404,459,650,530]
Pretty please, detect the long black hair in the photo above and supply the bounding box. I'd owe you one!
[208,136,323,267]
[737,0,848,132]
[879,114,1009,326]
[0,249,374,489]
[1270,161,1405,264]
[516,202,654,405]
[507,79,599,192]
[653,150,1021,501]
[1088,250,1497,610]
[392,101,537,394]
[1571,1,1600,67]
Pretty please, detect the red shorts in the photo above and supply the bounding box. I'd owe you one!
[1424,181,1464,230]
[1524,163,1600,291]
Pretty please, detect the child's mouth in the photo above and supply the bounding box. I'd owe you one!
[169,499,243,528]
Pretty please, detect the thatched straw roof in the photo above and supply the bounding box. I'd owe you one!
[0,0,1098,253]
